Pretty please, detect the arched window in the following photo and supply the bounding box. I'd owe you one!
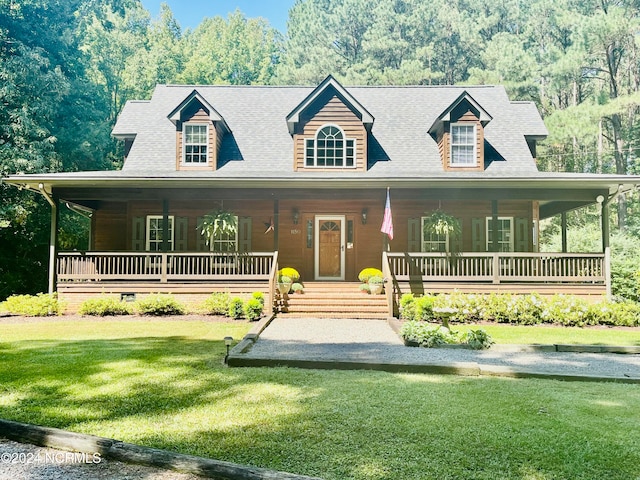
[305,125,355,168]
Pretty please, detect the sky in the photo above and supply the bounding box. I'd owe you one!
[140,0,295,33]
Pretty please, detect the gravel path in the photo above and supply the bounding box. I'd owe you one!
[0,439,203,480]
[241,317,640,379]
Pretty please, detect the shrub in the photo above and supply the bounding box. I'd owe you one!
[358,268,383,283]
[401,321,460,347]
[79,296,131,316]
[278,267,300,282]
[135,294,185,316]
[0,293,64,316]
[244,298,263,321]
[463,329,494,349]
[291,283,304,293]
[415,295,436,321]
[252,291,265,305]
[228,297,244,319]
[399,293,416,319]
[201,292,231,315]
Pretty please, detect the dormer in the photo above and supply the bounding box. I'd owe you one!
[428,91,492,172]
[168,90,230,171]
[287,76,374,172]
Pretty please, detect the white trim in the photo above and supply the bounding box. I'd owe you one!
[485,216,514,252]
[182,122,209,165]
[305,124,357,169]
[449,122,477,167]
[146,215,175,251]
[314,215,346,280]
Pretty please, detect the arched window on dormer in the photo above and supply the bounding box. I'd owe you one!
[305,124,356,168]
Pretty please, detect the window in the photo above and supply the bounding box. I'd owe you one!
[146,216,174,251]
[421,218,449,252]
[486,217,513,252]
[305,125,355,168]
[210,216,238,252]
[183,123,208,164]
[450,123,476,166]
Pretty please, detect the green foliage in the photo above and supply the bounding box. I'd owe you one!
[0,293,63,316]
[368,276,384,285]
[228,297,245,319]
[243,298,263,321]
[78,296,132,316]
[359,283,371,293]
[291,283,304,293]
[400,322,462,347]
[463,329,495,350]
[252,291,265,305]
[399,293,416,319]
[358,268,383,283]
[402,292,640,327]
[197,210,238,247]
[135,294,185,316]
[278,267,300,282]
[201,292,231,315]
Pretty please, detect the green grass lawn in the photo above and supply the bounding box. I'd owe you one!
[454,323,640,346]
[0,319,639,479]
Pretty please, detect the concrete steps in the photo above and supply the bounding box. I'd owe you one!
[277,282,389,319]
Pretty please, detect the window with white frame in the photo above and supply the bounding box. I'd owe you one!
[146,216,174,251]
[209,216,239,252]
[305,124,355,168]
[183,123,208,164]
[486,217,513,252]
[421,218,449,252]
[450,123,476,166]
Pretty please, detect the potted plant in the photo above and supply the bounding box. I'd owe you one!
[422,209,462,262]
[197,208,238,247]
[277,267,300,295]
[368,275,384,295]
[291,282,304,294]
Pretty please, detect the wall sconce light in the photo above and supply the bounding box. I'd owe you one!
[224,336,233,364]
[361,208,368,225]
[292,208,300,225]
[596,195,605,204]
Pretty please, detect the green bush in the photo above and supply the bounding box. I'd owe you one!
[135,294,185,316]
[244,298,263,321]
[463,329,494,349]
[0,293,64,316]
[228,297,244,319]
[201,292,231,315]
[79,296,131,316]
[252,291,265,305]
[401,321,461,347]
[358,268,383,283]
[401,292,640,327]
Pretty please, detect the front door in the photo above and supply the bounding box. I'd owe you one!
[314,215,345,280]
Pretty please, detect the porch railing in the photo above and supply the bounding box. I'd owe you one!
[57,252,277,282]
[385,252,607,284]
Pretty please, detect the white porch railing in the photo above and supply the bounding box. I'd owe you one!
[385,252,607,284]
[57,252,277,282]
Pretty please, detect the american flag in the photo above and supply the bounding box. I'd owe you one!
[380,188,393,240]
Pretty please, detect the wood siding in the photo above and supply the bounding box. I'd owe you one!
[92,202,127,251]
[175,107,217,171]
[294,94,367,172]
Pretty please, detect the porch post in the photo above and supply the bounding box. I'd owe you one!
[162,199,169,252]
[561,212,568,253]
[601,198,610,252]
[273,198,279,250]
[491,200,499,252]
[48,196,59,295]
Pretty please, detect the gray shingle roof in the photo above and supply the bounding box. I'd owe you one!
[115,84,545,178]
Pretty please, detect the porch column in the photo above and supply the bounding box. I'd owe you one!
[39,184,58,294]
[273,198,279,250]
[491,200,499,252]
[161,199,169,252]
[561,212,568,253]
[600,196,611,298]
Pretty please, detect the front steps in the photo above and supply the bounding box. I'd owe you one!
[277,282,389,319]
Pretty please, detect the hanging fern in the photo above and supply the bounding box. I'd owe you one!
[197,209,238,246]
[422,210,462,260]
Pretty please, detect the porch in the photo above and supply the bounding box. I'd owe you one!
[56,250,609,315]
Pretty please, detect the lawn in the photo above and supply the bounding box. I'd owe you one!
[0,318,639,479]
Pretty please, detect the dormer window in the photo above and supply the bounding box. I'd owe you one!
[450,123,476,166]
[183,123,209,164]
[305,125,355,168]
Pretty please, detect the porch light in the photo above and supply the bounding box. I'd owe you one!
[224,336,233,364]
[361,208,368,224]
[596,195,605,204]
[292,208,300,224]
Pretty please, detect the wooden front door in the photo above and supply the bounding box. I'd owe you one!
[314,215,345,280]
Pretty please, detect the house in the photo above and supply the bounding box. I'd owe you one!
[5,75,640,316]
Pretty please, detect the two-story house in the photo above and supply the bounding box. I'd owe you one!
[6,76,639,315]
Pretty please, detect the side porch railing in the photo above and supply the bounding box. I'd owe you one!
[57,251,277,282]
